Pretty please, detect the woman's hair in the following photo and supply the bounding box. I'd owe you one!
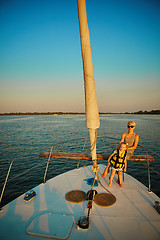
[127,121,136,127]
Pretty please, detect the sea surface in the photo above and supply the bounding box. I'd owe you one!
[0,114,160,206]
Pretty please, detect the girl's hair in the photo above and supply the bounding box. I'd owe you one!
[120,142,127,147]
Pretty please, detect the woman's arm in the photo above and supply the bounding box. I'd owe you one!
[127,134,139,151]
[124,160,127,172]
[119,132,126,147]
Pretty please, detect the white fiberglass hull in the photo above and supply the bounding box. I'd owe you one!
[0,164,160,240]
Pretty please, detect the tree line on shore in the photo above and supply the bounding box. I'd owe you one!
[0,110,160,115]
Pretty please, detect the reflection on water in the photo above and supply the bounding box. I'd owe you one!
[0,114,160,206]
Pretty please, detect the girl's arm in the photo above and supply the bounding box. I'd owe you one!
[107,152,115,163]
[101,152,115,177]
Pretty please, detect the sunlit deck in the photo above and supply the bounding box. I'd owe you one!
[0,164,159,240]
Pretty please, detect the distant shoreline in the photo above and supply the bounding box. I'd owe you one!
[0,110,160,115]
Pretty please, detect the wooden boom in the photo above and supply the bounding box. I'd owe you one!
[39,152,154,161]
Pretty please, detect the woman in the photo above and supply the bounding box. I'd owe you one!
[119,121,139,159]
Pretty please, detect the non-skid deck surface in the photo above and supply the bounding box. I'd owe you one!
[0,165,159,240]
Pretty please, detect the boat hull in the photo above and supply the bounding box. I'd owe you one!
[0,164,160,240]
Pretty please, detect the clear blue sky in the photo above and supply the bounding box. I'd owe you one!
[0,0,160,113]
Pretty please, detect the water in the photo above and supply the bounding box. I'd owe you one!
[0,114,160,206]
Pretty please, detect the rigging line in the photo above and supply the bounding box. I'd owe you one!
[99,136,159,158]
[5,137,88,164]
[1,160,49,185]
[43,146,53,183]
[97,174,115,196]
[136,160,160,177]
[2,137,90,185]
[99,135,120,141]
[77,136,88,169]
[81,136,89,153]
[100,135,113,158]
[0,161,13,206]
[138,144,160,158]
[101,135,107,149]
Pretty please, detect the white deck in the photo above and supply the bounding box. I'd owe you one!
[0,164,160,240]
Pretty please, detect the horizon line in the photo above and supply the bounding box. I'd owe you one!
[0,110,160,115]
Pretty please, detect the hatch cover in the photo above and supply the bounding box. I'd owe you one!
[26,212,74,239]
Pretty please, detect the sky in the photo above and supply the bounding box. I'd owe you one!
[0,0,160,113]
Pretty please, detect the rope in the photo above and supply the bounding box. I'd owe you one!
[86,172,98,221]
[89,171,115,197]
[77,136,88,168]
[97,174,115,196]
[91,173,97,190]
[90,130,100,173]
[90,129,97,152]
[101,135,107,150]
[43,146,53,183]
[0,161,13,206]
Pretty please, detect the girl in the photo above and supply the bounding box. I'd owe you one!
[102,142,127,188]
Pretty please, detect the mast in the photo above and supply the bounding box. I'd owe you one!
[77,0,100,174]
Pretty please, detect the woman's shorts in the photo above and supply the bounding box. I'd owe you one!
[126,150,134,158]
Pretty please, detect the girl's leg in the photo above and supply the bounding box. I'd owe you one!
[101,163,110,177]
[118,171,123,188]
[109,169,116,187]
